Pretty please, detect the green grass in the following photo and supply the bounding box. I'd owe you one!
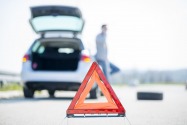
[0,82,184,91]
[140,82,185,86]
[112,82,186,87]
[0,83,23,91]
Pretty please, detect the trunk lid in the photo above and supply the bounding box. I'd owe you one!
[30,6,84,34]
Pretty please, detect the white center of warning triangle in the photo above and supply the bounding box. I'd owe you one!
[74,71,118,109]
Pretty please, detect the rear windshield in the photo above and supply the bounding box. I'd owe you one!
[30,16,83,33]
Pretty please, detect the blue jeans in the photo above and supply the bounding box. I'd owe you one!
[97,60,108,80]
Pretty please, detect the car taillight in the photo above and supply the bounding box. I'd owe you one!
[81,55,91,62]
[22,54,30,62]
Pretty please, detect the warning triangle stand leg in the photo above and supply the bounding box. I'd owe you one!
[66,116,127,125]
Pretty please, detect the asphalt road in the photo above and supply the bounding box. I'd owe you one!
[0,84,187,125]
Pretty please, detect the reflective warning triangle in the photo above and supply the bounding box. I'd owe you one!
[66,62,125,116]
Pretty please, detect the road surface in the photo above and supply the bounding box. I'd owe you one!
[0,84,187,125]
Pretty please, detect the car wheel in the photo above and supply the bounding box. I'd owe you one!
[89,87,99,99]
[137,92,163,100]
[23,87,34,98]
[48,90,55,97]
[100,92,104,96]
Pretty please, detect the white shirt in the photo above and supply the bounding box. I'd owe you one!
[95,33,108,60]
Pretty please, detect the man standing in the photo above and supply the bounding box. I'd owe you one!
[95,24,110,80]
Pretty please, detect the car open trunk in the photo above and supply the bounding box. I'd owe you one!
[31,38,83,71]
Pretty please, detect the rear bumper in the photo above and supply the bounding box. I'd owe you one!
[21,61,92,83]
[21,71,85,83]
[25,81,81,91]
[21,61,95,91]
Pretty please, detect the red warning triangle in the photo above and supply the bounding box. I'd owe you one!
[66,62,125,116]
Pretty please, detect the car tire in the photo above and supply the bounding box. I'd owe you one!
[100,92,104,96]
[48,90,55,97]
[23,87,34,98]
[137,92,163,100]
[90,87,99,99]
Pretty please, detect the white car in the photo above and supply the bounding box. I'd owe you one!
[21,5,98,98]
